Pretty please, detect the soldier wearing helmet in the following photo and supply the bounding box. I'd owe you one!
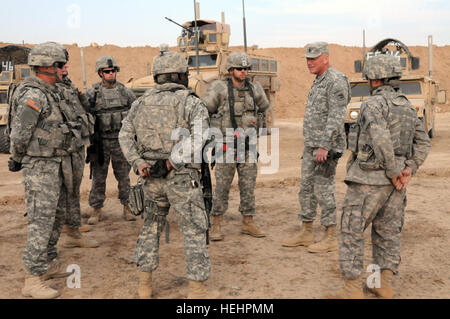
[326,54,430,298]
[55,49,99,248]
[85,55,136,225]
[282,42,351,254]
[202,51,271,241]
[8,42,86,299]
[119,45,219,299]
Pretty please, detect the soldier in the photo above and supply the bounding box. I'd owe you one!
[85,56,136,224]
[119,46,219,299]
[202,51,270,241]
[326,54,431,298]
[282,42,350,253]
[57,49,99,248]
[8,42,85,298]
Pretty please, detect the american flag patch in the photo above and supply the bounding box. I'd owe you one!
[26,99,41,112]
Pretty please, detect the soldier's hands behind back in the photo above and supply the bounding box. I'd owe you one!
[8,158,22,172]
[138,162,152,178]
[315,148,328,163]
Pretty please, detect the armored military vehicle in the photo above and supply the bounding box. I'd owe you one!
[0,45,31,153]
[346,38,447,138]
[126,17,280,128]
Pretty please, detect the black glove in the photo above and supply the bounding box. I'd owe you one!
[315,151,342,178]
[150,159,170,178]
[8,158,22,172]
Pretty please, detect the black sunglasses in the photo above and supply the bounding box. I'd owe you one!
[54,62,66,69]
[234,67,249,71]
[102,69,117,74]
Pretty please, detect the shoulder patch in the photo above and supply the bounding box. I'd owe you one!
[26,98,41,112]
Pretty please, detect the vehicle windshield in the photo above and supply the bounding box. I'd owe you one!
[0,91,7,104]
[351,81,422,97]
[188,54,217,67]
[0,71,10,82]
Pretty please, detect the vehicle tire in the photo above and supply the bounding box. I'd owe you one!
[0,126,11,154]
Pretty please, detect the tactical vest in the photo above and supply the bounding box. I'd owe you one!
[350,89,417,170]
[12,78,83,157]
[58,81,95,147]
[212,79,259,135]
[92,82,130,137]
[134,87,191,161]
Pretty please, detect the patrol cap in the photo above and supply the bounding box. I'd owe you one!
[304,42,329,58]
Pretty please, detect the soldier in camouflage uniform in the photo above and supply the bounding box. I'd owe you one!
[85,56,136,224]
[119,45,219,299]
[56,49,99,248]
[202,51,270,241]
[326,54,431,298]
[8,42,85,299]
[282,42,351,253]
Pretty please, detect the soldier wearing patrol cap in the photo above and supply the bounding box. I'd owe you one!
[85,56,136,225]
[8,42,84,298]
[119,45,219,299]
[202,51,271,241]
[326,54,430,299]
[282,41,351,253]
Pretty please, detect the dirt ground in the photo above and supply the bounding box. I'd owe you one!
[0,111,449,299]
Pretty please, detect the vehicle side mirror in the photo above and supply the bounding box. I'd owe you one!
[437,89,447,104]
[354,60,362,73]
[411,57,420,70]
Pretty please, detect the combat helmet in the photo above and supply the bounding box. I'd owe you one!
[226,51,251,71]
[28,42,67,67]
[95,56,120,72]
[152,44,188,76]
[363,54,402,80]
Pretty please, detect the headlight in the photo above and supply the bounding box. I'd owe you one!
[350,111,359,119]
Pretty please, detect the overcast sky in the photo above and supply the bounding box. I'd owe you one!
[2,0,449,48]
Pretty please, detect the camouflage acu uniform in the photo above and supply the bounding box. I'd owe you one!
[203,78,270,217]
[10,76,85,275]
[57,77,94,229]
[85,81,135,209]
[299,66,350,226]
[339,85,431,279]
[119,82,211,281]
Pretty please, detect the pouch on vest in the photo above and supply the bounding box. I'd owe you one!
[241,113,257,129]
[111,111,123,132]
[98,112,112,132]
[347,123,359,153]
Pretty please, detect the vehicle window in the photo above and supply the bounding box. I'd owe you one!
[251,58,259,71]
[0,71,10,82]
[270,60,277,72]
[351,84,369,97]
[0,92,7,103]
[399,82,422,95]
[208,33,217,43]
[261,59,268,71]
[21,68,30,78]
[188,54,218,67]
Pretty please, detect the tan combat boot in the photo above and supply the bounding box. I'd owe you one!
[138,271,152,299]
[281,221,314,247]
[325,278,365,299]
[61,224,92,233]
[22,274,60,299]
[210,215,224,241]
[187,280,221,299]
[41,259,72,281]
[307,225,338,253]
[123,205,136,221]
[63,228,100,248]
[367,269,394,298]
[242,215,265,238]
[87,208,103,225]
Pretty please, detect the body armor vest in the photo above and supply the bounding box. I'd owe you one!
[134,87,191,161]
[92,82,130,137]
[13,78,83,157]
[354,88,417,169]
[59,81,94,147]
